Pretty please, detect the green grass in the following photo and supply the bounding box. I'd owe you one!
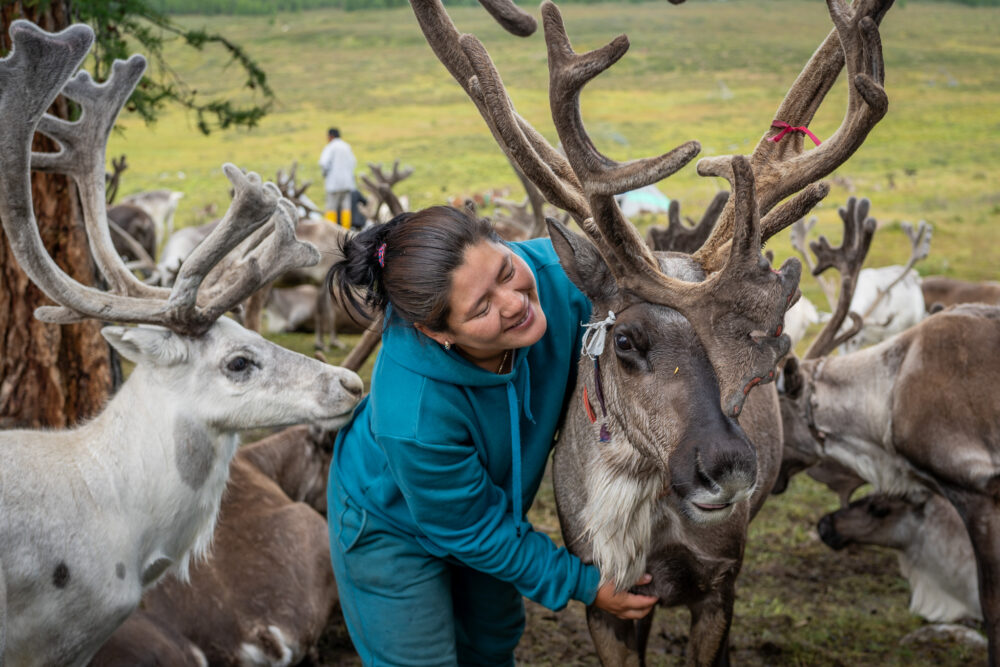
[105,2,998,663]
[110,0,1000,297]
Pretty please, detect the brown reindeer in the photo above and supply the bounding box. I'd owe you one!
[89,425,337,667]
[921,276,1000,312]
[410,0,893,663]
[780,207,1000,661]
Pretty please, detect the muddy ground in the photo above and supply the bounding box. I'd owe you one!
[312,471,986,666]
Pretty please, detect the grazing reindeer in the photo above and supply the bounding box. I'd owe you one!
[90,426,338,666]
[781,205,1000,662]
[119,189,185,247]
[0,22,363,667]
[410,0,893,663]
[818,493,981,624]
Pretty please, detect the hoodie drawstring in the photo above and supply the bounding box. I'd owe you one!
[507,353,534,538]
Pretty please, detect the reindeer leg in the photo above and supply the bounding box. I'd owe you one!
[942,487,1000,667]
[585,605,649,667]
[686,581,736,667]
[314,289,330,352]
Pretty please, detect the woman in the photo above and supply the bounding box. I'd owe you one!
[327,206,656,665]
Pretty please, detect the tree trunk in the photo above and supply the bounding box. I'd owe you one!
[0,2,114,430]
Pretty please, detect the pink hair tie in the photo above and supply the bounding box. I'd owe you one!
[769,120,822,146]
[376,243,387,268]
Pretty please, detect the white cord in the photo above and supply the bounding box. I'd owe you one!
[581,311,616,360]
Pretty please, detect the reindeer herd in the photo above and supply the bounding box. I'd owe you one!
[0,0,998,665]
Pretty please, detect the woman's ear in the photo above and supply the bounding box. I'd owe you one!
[414,322,451,348]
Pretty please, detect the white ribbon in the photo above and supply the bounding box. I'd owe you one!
[581,311,616,360]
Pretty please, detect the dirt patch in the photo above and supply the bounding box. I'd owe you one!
[313,473,987,666]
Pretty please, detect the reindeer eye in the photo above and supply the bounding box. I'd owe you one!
[614,333,632,351]
[227,356,251,373]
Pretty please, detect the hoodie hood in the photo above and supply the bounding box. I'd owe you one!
[381,308,526,388]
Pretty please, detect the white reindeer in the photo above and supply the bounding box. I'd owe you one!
[0,22,363,667]
[791,213,931,353]
[119,189,184,247]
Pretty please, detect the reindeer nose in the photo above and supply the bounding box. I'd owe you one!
[695,434,757,492]
[816,514,846,550]
[339,372,364,398]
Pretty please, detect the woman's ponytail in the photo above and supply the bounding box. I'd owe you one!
[327,212,412,325]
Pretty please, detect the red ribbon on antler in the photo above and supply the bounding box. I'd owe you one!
[769,121,822,146]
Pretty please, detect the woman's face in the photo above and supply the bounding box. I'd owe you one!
[419,240,547,368]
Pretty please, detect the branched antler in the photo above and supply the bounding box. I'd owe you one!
[695,0,893,271]
[0,21,320,337]
[275,161,319,213]
[360,160,414,219]
[791,216,839,309]
[413,0,807,417]
[105,154,128,205]
[803,197,877,359]
[646,192,728,253]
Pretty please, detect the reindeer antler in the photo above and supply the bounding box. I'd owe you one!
[413,0,806,417]
[695,0,893,270]
[0,21,320,337]
[105,154,128,205]
[804,197,877,359]
[361,161,414,218]
[791,216,839,310]
[646,192,728,253]
[275,161,318,213]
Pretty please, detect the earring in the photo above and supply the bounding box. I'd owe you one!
[444,341,451,350]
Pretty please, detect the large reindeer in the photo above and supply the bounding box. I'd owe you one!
[410,0,892,663]
[780,202,1000,662]
[0,22,363,667]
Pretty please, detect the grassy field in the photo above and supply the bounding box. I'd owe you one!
[106,1,998,664]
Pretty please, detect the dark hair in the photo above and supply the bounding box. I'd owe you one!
[327,205,500,332]
[328,127,340,138]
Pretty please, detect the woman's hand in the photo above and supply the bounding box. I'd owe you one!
[593,573,658,620]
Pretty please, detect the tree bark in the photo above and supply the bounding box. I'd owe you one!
[0,2,114,430]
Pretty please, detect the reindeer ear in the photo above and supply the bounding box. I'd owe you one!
[102,325,189,367]
[547,218,618,304]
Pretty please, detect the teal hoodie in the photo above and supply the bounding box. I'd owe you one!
[331,238,601,610]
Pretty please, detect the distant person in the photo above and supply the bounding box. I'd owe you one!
[318,127,357,227]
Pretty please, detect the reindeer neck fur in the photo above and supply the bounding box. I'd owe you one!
[70,364,240,582]
[806,339,925,498]
[579,427,665,591]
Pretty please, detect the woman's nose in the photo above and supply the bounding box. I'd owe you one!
[497,288,522,317]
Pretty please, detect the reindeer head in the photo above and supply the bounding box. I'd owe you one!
[817,493,927,551]
[410,0,891,542]
[0,21,364,432]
